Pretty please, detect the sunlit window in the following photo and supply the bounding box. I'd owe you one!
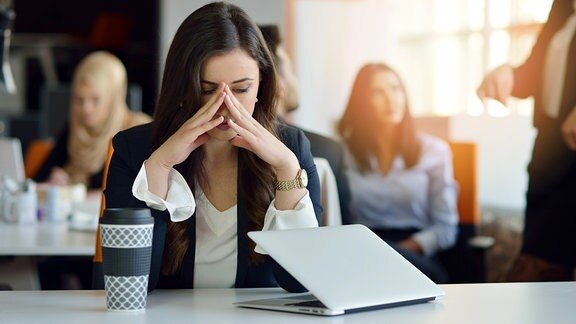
[395,0,553,117]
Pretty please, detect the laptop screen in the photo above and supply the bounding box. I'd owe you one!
[247,225,444,312]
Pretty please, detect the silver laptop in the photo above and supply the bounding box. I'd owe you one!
[0,138,25,183]
[235,224,444,316]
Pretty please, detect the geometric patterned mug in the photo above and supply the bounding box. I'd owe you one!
[100,208,154,311]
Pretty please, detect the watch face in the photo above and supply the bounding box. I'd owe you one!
[300,169,308,187]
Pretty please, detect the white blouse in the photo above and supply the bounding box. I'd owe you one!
[193,190,237,288]
[131,162,318,288]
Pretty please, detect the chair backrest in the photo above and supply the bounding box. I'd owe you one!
[93,140,114,264]
[313,157,342,226]
[24,139,54,179]
[447,141,479,225]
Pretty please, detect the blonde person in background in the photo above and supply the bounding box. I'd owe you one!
[338,63,458,283]
[36,51,151,290]
[34,51,152,197]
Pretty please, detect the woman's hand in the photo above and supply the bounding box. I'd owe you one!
[47,167,70,186]
[148,83,227,170]
[145,83,227,199]
[224,85,300,176]
[477,64,514,106]
[398,238,424,255]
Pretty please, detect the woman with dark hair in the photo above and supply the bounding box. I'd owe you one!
[93,2,321,292]
[338,63,458,283]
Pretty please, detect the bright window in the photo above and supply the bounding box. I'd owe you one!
[395,0,553,117]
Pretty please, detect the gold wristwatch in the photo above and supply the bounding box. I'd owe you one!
[275,169,308,191]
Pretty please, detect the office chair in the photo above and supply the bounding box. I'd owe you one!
[24,138,53,178]
[91,139,114,289]
[437,141,494,283]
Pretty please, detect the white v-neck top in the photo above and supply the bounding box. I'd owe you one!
[193,189,237,288]
[130,162,318,288]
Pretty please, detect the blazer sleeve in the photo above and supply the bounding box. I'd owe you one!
[513,0,569,98]
[290,127,323,222]
[103,130,150,209]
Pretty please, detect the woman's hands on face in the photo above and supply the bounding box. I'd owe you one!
[224,85,300,175]
[148,82,299,179]
[148,83,227,170]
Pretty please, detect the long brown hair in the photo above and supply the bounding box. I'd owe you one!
[338,63,421,173]
[151,2,279,275]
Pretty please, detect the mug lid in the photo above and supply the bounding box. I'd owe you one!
[100,208,154,225]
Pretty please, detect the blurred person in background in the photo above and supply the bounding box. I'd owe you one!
[260,24,352,225]
[36,51,151,290]
[338,63,459,283]
[34,51,152,197]
[477,0,576,281]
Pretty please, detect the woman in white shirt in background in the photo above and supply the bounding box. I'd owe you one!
[338,63,458,283]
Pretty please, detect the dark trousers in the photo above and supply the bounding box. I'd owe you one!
[372,228,449,284]
[522,121,576,267]
[508,120,576,281]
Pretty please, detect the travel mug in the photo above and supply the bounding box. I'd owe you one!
[100,208,154,311]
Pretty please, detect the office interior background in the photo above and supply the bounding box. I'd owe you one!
[164,0,551,212]
[1,0,554,280]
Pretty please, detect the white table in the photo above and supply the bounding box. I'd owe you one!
[0,222,95,256]
[0,222,96,290]
[0,282,574,323]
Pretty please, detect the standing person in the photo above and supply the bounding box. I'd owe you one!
[259,24,352,225]
[338,63,458,283]
[93,2,321,291]
[477,0,576,281]
[36,51,152,290]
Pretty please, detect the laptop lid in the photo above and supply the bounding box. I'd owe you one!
[0,137,25,183]
[244,224,444,312]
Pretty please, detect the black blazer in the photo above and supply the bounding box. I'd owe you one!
[512,0,576,196]
[513,0,576,127]
[94,123,322,292]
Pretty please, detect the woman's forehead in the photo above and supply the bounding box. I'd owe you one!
[201,49,259,84]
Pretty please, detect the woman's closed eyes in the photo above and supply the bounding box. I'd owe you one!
[202,86,250,96]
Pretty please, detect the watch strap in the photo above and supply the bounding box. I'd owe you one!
[275,169,305,191]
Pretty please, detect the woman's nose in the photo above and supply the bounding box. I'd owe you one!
[217,103,229,117]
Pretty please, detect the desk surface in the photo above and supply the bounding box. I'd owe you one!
[0,222,95,256]
[0,282,574,324]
